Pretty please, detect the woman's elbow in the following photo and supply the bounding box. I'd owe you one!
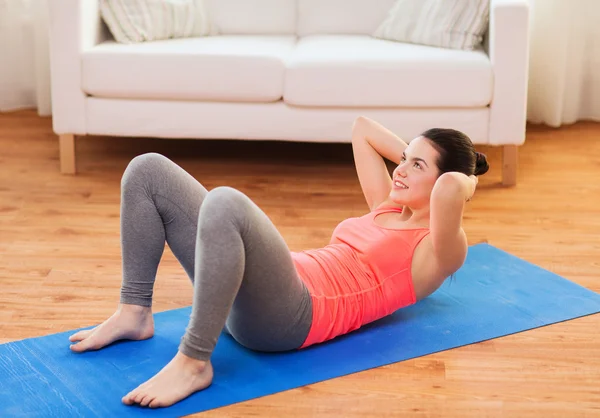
[353,116,367,131]
[433,173,469,201]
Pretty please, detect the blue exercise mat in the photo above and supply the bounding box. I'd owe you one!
[1,243,600,417]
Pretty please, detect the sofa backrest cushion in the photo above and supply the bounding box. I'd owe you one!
[99,0,213,43]
[372,0,490,50]
[205,0,296,34]
[297,0,397,37]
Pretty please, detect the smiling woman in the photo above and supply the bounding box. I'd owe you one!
[351,116,487,295]
[66,116,488,409]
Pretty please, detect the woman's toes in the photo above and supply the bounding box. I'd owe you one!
[139,393,155,407]
[122,389,138,405]
[133,390,148,405]
[149,398,164,409]
[69,329,92,342]
[69,336,99,352]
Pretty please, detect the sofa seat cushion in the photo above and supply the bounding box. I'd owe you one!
[82,36,297,102]
[284,35,493,108]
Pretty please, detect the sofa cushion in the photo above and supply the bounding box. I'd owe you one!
[205,0,296,35]
[297,0,396,36]
[373,0,490,50]
[284,35,493,108]
[100,0,214,44]
[82,36,296,102]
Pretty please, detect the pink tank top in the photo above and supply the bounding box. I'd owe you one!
[290,205,430,349]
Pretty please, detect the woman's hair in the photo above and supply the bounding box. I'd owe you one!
[420,128,489,176]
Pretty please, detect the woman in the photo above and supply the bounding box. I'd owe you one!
[68,116,488,408]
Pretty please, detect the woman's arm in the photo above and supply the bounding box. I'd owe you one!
[351,116,409,210]
[429,172,477,273]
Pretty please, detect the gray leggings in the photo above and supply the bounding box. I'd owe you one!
[119,153,313,361]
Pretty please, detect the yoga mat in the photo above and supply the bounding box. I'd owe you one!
[1,243,600,417]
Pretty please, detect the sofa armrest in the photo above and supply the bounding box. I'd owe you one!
[48,0,108,135]
[487,0,530,146]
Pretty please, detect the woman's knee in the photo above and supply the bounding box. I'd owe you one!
[206,186,247,202]
[202,187,251,214]
[121,152,170,188]
[198,187,253,230]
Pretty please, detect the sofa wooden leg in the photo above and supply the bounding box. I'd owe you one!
[59,134,76,174]
[502,145,518,186]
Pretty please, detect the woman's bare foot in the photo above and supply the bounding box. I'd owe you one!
[69,304,154,352]
[122,351,213,408]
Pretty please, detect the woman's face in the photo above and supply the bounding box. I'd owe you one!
[389,137,441,208]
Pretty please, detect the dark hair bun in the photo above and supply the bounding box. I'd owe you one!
[475,152,489,176]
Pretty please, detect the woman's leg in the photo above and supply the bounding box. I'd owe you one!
[118,152,209,302]
[183,186,313,357]
[123,186,313,408]
[69,153,209,351]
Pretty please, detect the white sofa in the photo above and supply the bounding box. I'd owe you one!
[47,0,530,185]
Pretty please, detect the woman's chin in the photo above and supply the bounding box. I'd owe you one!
[388,194,408,205]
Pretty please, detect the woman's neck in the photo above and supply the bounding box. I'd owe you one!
[377,199,431,228]
[398,205,430,228]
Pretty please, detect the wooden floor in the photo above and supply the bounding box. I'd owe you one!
[1,110,599,417]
